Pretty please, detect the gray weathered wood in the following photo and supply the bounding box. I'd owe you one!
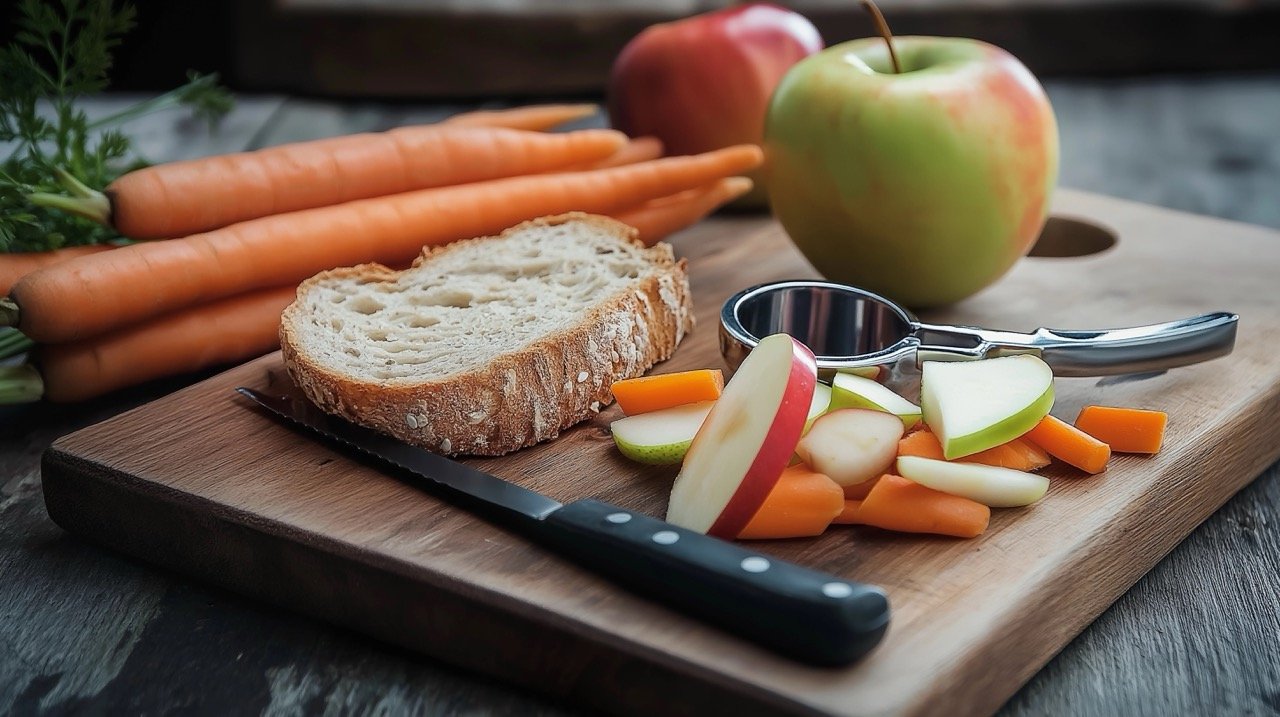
[2,76,1279,714]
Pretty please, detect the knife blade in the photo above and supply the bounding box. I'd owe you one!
[237,386,890,666]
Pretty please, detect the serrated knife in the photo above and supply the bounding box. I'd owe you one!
[236,386,890,666]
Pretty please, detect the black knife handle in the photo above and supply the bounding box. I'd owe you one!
[539,499,890,666]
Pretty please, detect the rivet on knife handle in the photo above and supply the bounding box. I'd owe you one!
[540,499,890,666]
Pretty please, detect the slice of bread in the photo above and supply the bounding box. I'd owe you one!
[280,213,694,456]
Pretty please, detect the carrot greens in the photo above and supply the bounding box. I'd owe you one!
[0,0,231,252]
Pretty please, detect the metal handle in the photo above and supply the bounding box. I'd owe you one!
[539,499,890,666]
[914,312,1238,376]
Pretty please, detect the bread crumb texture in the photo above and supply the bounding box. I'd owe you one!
[280,213,694,456]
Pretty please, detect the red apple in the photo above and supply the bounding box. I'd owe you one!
[608,3,822,207]
[666,333,817,537]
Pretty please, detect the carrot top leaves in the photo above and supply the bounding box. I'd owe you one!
[0,0,232,252]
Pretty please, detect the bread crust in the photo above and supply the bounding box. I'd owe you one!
[280,213,694,456]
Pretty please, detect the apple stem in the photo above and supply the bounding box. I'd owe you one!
[861,0,901,74]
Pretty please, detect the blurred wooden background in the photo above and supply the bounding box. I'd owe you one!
[10,0,1277,98]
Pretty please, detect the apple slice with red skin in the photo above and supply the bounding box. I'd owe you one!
[666,333,817,537]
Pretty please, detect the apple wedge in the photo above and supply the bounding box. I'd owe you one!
[667,333,817,537]
[921,355,1054,459]
[896,455,1049,507]
[829,373,921,429]
[803,382,833,433]
[795,408,903,492]
[611,401,715,465]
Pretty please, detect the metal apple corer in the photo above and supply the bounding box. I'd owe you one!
[719,280,1238,385]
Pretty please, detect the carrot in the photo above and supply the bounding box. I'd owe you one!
[84,127,628,240]
[898,428,1050,472]
[897,429,946,460]
[22,285,297,403]
[843,476,881,501]
[611,368,723,415]
[854,474,991,539]
[582,136,664,170]
[1023,414,1111,474]
[1075,405,1168,454]
[611,177,754,246]
[441,104,599,131]
[0,244,115,295]
[833,500,863,525]
[737,464,845,540]
[6,145,763,343]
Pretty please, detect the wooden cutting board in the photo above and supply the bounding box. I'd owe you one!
[41,189,1280,716]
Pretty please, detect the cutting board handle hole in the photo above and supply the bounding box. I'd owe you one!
[1028,216,1117,258]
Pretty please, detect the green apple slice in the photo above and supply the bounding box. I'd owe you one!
[802,382,833,433]
[611,401,715,465]
[921,355,1054,459]
[896,456,1049,507]
[829,373,921,429]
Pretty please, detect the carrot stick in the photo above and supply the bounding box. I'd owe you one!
[441,104,599,131]
[898,428,1050,472]
[833,500,863,525]
[93,127,627,240]
[843,476,881,501]
[897,429,946,460]
[1024,415,1111,474]
[6,145,764,343]
[0,245,115,295]
[737,464,845,540]
[582,136,664,170]
[611,177,753,246]
[854,474,991,538]
[1075,405,1168,454]
[27,285,297,403]
[610,368,724,414]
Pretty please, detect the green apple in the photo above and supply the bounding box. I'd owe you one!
[829,373,920,428]
[764,36,1059,307]
[611,401,715,465]
[897,456,1048,507]
[803,381,833,433]
[920,355,1053,459]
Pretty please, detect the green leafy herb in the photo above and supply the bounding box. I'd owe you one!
[0,0,233,252]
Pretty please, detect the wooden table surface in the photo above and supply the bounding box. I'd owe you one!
[2,75,1278,715]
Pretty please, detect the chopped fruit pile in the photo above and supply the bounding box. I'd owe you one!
[609,333,1169,541]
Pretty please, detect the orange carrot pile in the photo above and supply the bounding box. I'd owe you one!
[2,101,754,403]
[441,103,599,131]
[738,464,845,540]
[6,145,763,344]
[845,474,991,538]
[613,177,753,246]
[1075,405,1168,454]
[1024,415,1111,474]
[100,127,627,239]
[611,368,725,414]
[0,244,115,295]
[898,429,1050,472]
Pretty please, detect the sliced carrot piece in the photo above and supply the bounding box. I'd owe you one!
[833,499,863,525]
[898,428,1050,471]
[610,368,724,415]
[1075,405,1167,454]
[737,464,845,540]
[854,474,990,538]
[1024,415,1111,474]
[843,475,881,501]
[898,429,946,460]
